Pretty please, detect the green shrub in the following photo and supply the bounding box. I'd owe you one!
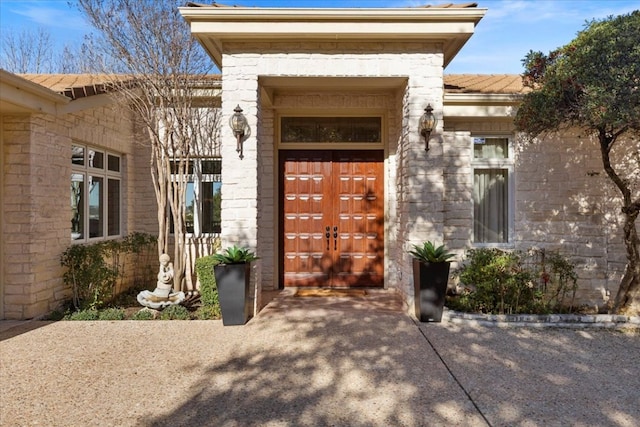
[159,304,190,320]
[131,309,155,320]
[194,305,221,320]
[66,309,100,321]
[61,243,118,310]
[530,249,578,312]
[46,310,67,321]
[98,308,126,320]
[451,248,577,315]
[194,255,219,307]
[46,301,75,320]
[42,309,71,322]
[60,232,156,311]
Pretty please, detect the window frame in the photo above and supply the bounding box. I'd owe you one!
[276,112,386,151]
[280,116,383,144]
[170,157,222,236]
[70,144,122,242]
[470,135,515,247]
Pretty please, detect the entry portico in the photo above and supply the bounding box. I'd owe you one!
[180,4,486,310]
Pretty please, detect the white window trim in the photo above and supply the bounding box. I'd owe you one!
[71,144,122,242]
[170,157,222,237]
[470,135,515,247]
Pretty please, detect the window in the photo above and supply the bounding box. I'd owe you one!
[281,117,381,143]
[472,137,513,244]
[170,158,221,235]
[71,145,121,241]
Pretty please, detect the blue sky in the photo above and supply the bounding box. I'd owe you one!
[0,0,637,74]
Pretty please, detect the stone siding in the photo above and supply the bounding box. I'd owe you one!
[1,99,153,319]
[220,41,443,312]
[443,118,636,308]
[514,131,634,307]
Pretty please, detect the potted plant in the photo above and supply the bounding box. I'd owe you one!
[409,241,455,322]
[212,245,258,326]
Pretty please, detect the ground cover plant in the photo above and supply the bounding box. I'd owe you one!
[448,248,579,315]
[52,248,221,321]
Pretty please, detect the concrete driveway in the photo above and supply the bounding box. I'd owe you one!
[1,291,638,427]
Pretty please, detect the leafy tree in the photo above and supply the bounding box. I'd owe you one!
[76,0,220,292]
[515,11,640,313]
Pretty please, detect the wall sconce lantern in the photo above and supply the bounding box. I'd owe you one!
[418,104,438,152]
[229,104,249,159]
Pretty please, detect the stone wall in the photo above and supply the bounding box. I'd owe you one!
[443,118,637,308]
[1,98,153,319]
[514,131,635,307]
[2,113,75,318]
[220,41,443,312]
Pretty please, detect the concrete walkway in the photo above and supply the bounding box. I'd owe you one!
[1,291,638,427]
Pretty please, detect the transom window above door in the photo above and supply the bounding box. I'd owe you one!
[281,117,381,143]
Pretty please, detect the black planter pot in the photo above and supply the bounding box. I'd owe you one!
[413,259,451,322]
[214,263,251,326]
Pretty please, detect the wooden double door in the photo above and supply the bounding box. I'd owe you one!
[280,150,384,288]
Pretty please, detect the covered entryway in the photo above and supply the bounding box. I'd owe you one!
[181,3,485,313]
[280,150,384,288]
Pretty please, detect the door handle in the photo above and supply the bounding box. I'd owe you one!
[333,226,338,250]
[325,226,331,251]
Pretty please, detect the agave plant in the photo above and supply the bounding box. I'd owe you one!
[409,241,455,263]
[212,245,258,265]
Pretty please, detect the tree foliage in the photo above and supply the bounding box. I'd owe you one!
[515,11,640,313]
[76,0,221,292]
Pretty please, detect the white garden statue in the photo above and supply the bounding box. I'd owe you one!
[137,254,185,309]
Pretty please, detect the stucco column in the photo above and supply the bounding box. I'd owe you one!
[220,53,262,314]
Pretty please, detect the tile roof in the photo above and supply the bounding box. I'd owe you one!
[18,74,123,100]
[18,73,524,99]
[444,74,527,94]
[18,74,222,100]
[416,3,479,8]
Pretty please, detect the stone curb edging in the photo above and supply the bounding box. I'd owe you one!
[442,310,640,329]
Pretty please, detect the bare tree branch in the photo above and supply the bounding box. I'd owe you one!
[1,27,54,73]
[76,0,221,291]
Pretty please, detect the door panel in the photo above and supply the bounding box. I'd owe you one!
[281,150,384,288]
[282,151,332,286]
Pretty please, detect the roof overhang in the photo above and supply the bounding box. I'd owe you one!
[444,92,523,118]
[179,7,486,69]
[0,70,70,114]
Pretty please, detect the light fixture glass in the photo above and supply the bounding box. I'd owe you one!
[229,105,249,158]
[419,104,437,152]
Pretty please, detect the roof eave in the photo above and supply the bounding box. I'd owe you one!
[444,92,524,104]
[180,7,486,70]
[444,92,523,119]
[180,7,487,21]
[0,70,70,114]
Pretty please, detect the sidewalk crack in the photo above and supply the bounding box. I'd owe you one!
[413,319,492,427]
